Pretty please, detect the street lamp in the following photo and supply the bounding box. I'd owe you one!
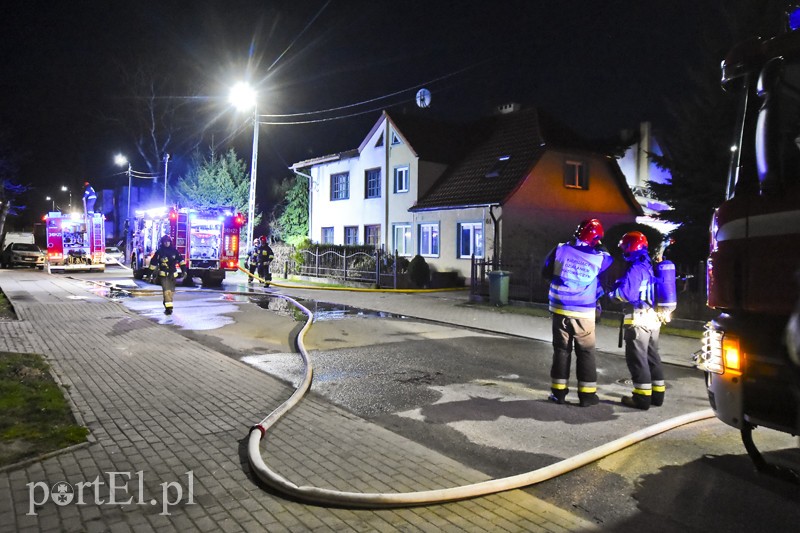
[46,196,54,211]
[229,81,259,247]
[114,154,132,222]
[61,185,71,212]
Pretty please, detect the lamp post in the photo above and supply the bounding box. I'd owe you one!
[163,153,170,207]
[46,196,54,211]
[229,81,259,247]
[114,154,132,222]
[61,185,71,212]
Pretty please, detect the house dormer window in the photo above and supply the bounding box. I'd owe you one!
[391,131,402,145]
[564,159,588,189]
[375,134,384,148]
[485,155,510,178]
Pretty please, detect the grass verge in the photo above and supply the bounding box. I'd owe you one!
[0,352,88,467]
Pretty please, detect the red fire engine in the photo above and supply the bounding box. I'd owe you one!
[698,8,800,480]
[44,211,106,273]
[129,206,244,287]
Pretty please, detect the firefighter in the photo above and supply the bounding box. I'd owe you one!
[255,235,275,287]
[149,234,187,315]
[609,231,665,410]
[83,181,97,215]
[542,218,613,407]
[246,238,259,284]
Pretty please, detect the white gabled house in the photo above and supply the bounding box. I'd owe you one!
[290,110,465,254]
[291,106,642,282]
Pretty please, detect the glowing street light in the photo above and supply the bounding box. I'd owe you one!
[229,81,259,248]
[115,154,133,223]
[46,196,54,211]
[60,185,71,211]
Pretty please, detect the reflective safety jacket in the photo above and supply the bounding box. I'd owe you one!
[610,251,661,329]
[543,240,612,319]
[149,245,187,278]
[256,244,274,266]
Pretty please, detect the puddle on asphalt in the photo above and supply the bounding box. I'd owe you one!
[90,279,407,323]
[251,298,407,322]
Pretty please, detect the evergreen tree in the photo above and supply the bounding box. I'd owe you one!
[649,1,786,265]
[174,148,253,210]
[273,175,308,246]
[173,147,261,237]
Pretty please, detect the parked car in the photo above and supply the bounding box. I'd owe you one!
[0,242,45,269]
[104,246,124,264]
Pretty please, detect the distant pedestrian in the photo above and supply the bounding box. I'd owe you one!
[542,218,613,407]
[610,231,665,410]
[149,234,187,315]
[255,235,275,287]
[83,181,97,215]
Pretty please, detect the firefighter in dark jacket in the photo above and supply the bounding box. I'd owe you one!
[255,235,275,286]
[149,234,187,315]
[609,231,665,410]
[542,218,613,407]
[83,181,97,214]
[246,238,259,284]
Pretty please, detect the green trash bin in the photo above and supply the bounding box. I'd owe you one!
[488,270,510,306]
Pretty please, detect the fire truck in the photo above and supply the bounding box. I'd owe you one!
[697,7,800,481]
[129,206,244,287]
[44,211,106,273]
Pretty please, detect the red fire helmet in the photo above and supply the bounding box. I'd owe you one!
[575,218,604,246]
[618,231,648,254]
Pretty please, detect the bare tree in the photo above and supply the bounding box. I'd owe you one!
[106,62,206,174]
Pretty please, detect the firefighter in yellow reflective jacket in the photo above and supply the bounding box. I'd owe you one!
[542,218,613,407]
[609,231,665,410]
[255,235,274,287]
[149,235,187,315]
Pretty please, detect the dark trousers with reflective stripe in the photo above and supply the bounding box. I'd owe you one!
[624,325,663,398]
[550,315,597,393]
[160,274,176,309]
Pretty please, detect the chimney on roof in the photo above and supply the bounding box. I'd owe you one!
[496,103,521,115]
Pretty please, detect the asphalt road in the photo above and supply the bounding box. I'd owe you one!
[83,267,800,532]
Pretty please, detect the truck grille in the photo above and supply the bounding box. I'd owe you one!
[698,322,724,374]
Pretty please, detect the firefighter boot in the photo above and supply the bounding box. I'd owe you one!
[621,394,650,410]
[651,390,664,407]
[578,392,600,407]
[548,387,568,405]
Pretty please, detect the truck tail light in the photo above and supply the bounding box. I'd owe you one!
[722,335,742,375]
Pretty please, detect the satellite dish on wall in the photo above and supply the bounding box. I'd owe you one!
[416,88,431,108]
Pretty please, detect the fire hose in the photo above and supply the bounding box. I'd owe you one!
[247,291,716,508]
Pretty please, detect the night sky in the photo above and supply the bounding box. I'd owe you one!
[1,0,726,226]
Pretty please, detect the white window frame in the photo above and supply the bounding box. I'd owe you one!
[458,222,484,258]
[564,160,588,190]
[393,224,412,256]
[321,227,334,244]
[394,166,409,193]
[419,223,439,257]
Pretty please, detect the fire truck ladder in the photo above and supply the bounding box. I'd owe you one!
[90,215,104,259]
[176,211,190,256]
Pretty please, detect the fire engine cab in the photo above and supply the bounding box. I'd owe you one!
[697,7,800,481]
[44,211,106,273]
[129,206,244,287]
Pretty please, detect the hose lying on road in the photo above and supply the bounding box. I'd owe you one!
[247,292,716,508]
